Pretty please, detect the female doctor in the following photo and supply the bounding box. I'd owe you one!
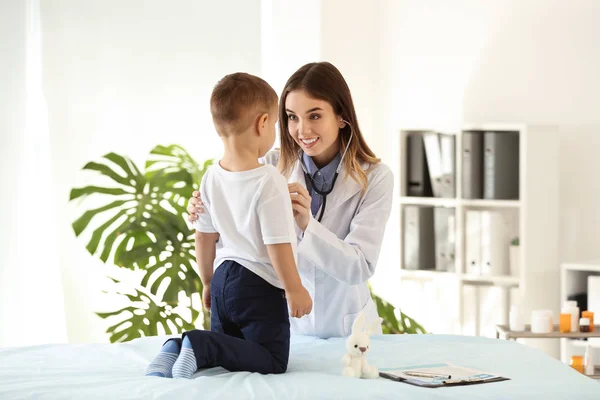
[188,62,394,338]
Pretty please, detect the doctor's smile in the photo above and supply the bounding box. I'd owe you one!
[299,137,318,147]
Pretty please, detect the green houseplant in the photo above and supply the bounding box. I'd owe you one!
[71,144,425,342]
[372,290,426,334]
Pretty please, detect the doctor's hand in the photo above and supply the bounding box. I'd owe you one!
[288,183,312,232]
[187,191,204,222]
[286,286,313,318]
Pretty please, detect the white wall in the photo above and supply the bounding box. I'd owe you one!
[320,0,383,157]
[260,0,321,96]
[41,0,262,343]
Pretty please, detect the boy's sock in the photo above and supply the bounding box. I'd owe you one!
[145,339,181,378]
[172,336,198,379]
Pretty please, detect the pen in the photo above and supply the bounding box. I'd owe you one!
[443,377,483,384]
[403,371,452,379]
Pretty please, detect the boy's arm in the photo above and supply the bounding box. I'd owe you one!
[195,231,219,309]
[266,243,312,318]
[266,243,303,292]
[260,173,312,318]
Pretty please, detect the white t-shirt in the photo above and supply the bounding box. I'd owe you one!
[192,162,297,289]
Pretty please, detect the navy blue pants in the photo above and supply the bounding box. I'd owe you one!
[169,261,290,374]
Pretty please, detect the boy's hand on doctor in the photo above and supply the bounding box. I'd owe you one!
[187,186,312,232]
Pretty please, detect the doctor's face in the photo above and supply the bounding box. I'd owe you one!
[285,90,341,167]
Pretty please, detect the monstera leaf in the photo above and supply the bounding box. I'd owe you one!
[130,231,199,304]
[70,152,184,268]
[371,291,427,334]
[71,145,213,342]
[146,145,212,188]
[97,277,199,343]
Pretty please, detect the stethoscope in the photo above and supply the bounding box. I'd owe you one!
[299,119,354,222]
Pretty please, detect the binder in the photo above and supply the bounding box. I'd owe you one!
[480,211,508,276]
[483,132,520,200]
[465,211,482,275]
[406,133,433,197]
[439,134,456,198]
[434,207,456,272]
[423,132,444,197]
[462,131,483,199]
[403,205,435,270]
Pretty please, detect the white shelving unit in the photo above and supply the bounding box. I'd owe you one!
[560,260,600,365]
[397,124,560,356]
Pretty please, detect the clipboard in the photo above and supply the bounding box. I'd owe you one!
[379,362,510,388]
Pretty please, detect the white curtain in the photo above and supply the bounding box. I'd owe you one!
[0,0,67,347]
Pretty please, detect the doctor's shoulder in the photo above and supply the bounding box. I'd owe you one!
[362,161,394,192]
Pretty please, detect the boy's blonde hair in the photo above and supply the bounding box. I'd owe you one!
[210,72,278,136]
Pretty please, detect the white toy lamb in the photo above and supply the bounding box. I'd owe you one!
[341,311,383,379]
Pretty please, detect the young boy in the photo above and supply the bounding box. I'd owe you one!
[145,72,312,379]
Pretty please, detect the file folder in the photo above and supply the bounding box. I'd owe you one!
[462,131,483,199]
[423,132,444,197]
[403,205,435,270]
[483,132,520,200]
[465,211,482,275]
[406,133,434,197]
[434,207,456,272]
[440,134,456,198]
[480,211,508,276]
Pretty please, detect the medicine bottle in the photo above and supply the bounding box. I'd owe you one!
[582,311,594,332]
[580,317,590,333]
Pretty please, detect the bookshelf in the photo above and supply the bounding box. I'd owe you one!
[396,124,560,356]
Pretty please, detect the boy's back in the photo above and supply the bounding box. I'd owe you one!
[193,162,297,289]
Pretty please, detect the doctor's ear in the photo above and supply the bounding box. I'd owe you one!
[338,119,346,129]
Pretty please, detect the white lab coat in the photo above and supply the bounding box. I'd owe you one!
[262,150,394,338]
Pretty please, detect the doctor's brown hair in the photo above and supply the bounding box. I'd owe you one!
[277,62,380,192]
